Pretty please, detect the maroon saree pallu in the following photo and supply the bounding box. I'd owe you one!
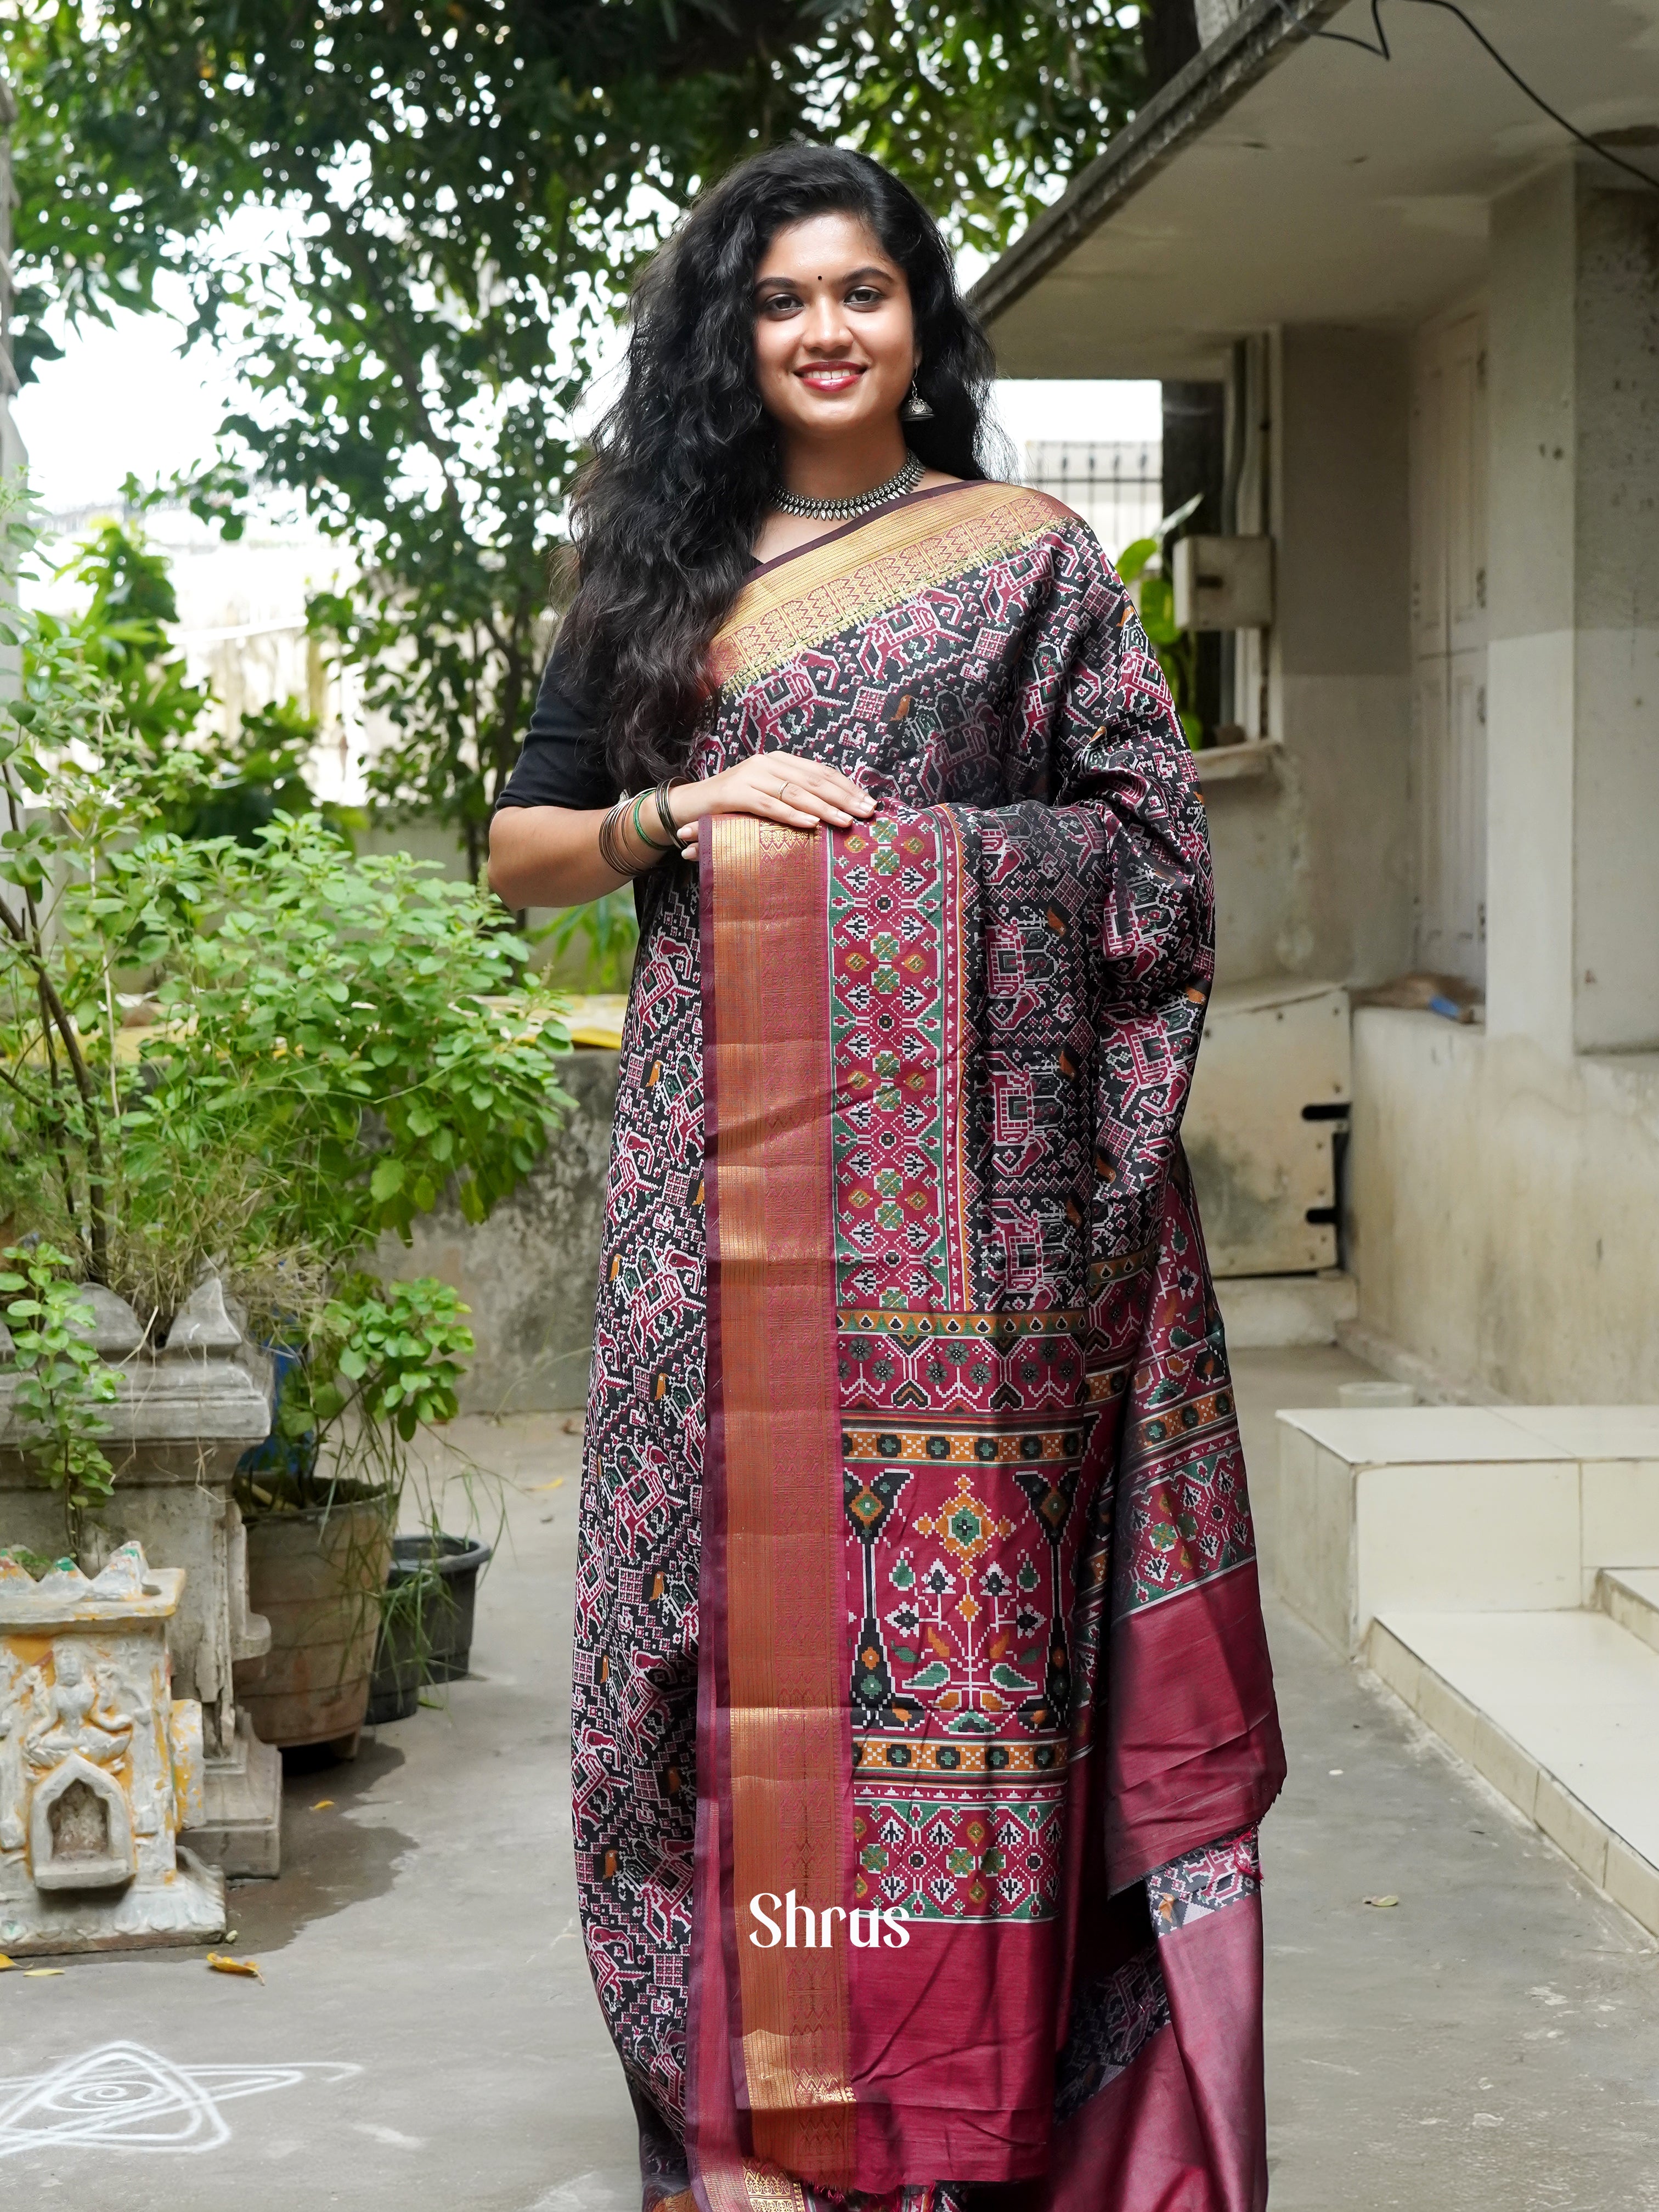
[570,484,1285,2212]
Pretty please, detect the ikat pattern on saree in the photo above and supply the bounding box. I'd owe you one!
[1113,1156,1256,1622]
[567,486,1269,2188]
[1145,1823,1263,1934]
[571,873,708,2126]
[822,680,1229,1935]
[1051,1824,1261,2128]
[1052,1944,1172,2126]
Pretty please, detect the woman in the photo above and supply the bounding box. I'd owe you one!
[490,145,1284,2212]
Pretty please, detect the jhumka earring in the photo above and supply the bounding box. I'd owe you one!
[900,374,935,422]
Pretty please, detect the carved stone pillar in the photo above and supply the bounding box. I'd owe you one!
[0,1275,283,1875]
[0,1542,225,1954]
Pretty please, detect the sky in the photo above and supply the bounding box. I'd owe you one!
[12,304,1161,519]
[13,315,229,515]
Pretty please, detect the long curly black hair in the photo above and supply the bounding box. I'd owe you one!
[561,143,1005,790]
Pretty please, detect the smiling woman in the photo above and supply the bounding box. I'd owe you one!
[747,211,945,573]
[487,144,1283,2212]
[487,148,1000,905]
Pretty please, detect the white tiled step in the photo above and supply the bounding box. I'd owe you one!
[1367,1608,1659,1937]
[1599,1567,1659,1656]
[1215,1271,1357,1348]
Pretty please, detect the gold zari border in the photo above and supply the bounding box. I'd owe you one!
[709,483,1071,693]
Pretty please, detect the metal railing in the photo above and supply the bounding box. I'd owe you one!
[1020,441,1162,560]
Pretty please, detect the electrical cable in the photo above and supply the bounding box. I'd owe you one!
[1275,0,1659,196]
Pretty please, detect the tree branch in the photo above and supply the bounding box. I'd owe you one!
[0,896,111,1281]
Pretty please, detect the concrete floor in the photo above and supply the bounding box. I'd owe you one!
[3,1355,1656,2208]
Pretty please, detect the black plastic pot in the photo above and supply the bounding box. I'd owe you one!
[366,1533,493,1725]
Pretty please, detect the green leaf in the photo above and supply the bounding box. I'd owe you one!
[1138,574,1180,645]
[1114,535,1158,586]
[369,1157,406,1202]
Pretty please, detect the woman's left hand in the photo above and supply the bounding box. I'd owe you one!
[669,749,875,864]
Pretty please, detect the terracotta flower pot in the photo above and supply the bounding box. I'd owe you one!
[240,1483,395,1759]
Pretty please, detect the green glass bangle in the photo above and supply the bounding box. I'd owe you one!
[630,789,676,855]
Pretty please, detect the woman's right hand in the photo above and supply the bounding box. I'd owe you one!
[670,751,874,864]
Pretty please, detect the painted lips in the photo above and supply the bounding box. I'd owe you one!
[796,364,865,391]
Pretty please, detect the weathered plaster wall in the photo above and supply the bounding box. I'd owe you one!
[377,1049,620,1414]
[1206,774,1294,985]
[1348,1010,1659,1403]
[1572,177,1659,1052]
[1355,157,1659,1402]
[1485,162,1576,1059]
[1206,325,1414,992]
[1273,327,1416,990]
[1487,160,1659,1058]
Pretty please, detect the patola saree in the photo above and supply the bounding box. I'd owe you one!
[572,482,1285,2212]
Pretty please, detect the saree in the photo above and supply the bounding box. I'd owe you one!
[571,482,1285,2212]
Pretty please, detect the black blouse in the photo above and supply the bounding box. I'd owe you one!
[496,556,765,818]
[494,638,619,814]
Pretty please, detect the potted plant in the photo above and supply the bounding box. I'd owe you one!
[238,1275,476,1754]
[0,492,571,1754]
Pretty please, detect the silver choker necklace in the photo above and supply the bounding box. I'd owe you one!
[772,450,924,522]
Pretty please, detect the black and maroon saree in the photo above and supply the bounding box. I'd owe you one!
[568,482,1285,2212]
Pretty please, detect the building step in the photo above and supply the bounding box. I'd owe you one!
[1274,1403,1659,1654]
[1366,1607,1659,1938]
[1215,1270,1357,1348]
[1597,1567,1659,1656]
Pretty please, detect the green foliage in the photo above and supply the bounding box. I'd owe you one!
[66,812,575,1307]
[0,493,571,1514]
[537,888,641,994]
[174,695,331,845]
[1115,493,1204,749]
[8,0,1148,866]
[274,1272,475,1497]
[0,1243,120,1556]
[21,808,570,1307]
[52,503,213,760]
[38,500,340,841]
[10,3,1147,355]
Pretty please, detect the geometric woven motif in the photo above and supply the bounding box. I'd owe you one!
[1145,1822,1263,1935]
[1053,1944,1172,2126]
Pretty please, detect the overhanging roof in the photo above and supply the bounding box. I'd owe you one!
[972,0,1659,379]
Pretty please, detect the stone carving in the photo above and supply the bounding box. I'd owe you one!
[161,1276,245,1361]
[70,1285,148,1362]
[0,1543,225,1953]
[24,1639,135,1769]
[30,1758,135,1889]
[0,1276,282,1876]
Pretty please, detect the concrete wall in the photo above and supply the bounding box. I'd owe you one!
[1207,772,1295,985]
[1206,325,1414,992]
[1348,1010,1659,1404]
[1486,160,1659,1059]
[1349,157,1659,1404]
[376,1049,619,1415]
[1573,177,1659,1052]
